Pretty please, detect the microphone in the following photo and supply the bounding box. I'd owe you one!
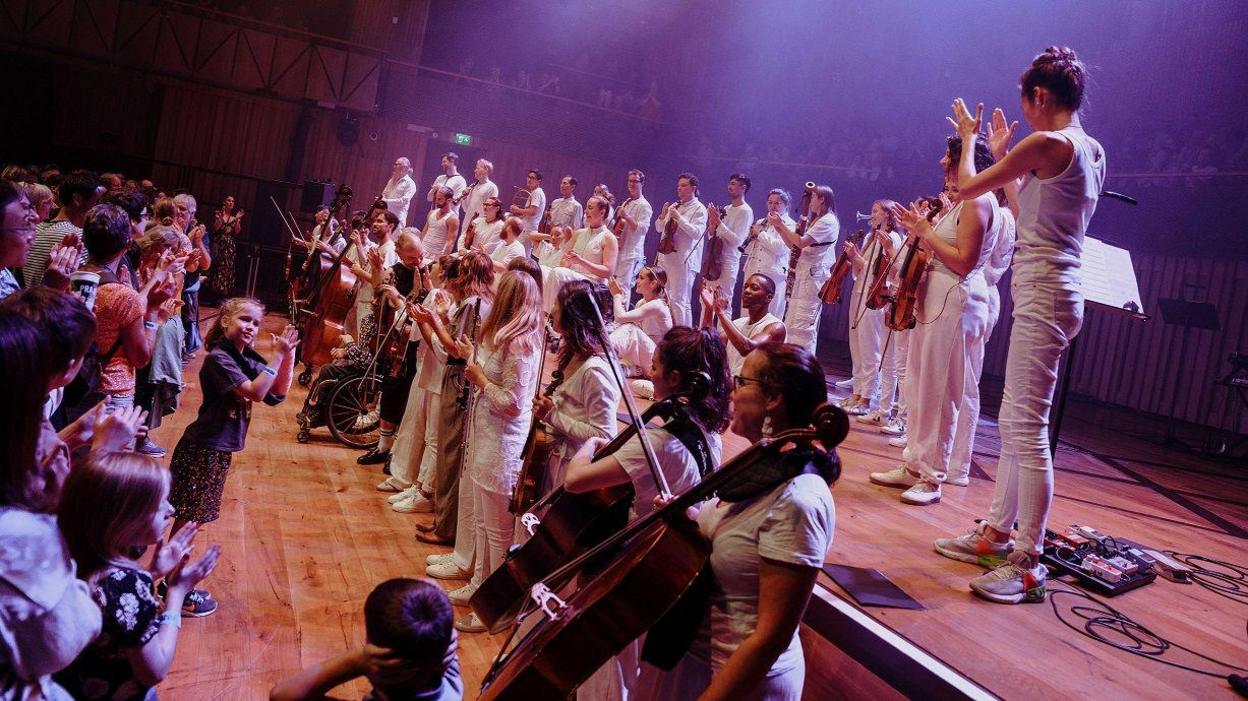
[1100,190,1138,205]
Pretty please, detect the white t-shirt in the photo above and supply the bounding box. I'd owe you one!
[522,187,548,233]
[695,473,835,677]
[490,238,525,267]
[430,173,468,207]
[715,201,754,266]
[615,196,654,261]
[460,179,499,233]
[422,209,456,260]
[549,196,584,230]
[616,423,722,520]
[726,313,783,375]
[382,174,417,226]
[346,239,397,304]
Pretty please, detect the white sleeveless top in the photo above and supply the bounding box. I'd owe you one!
[929,199,999,280]
[1014,125,1106,281]
[727,312,782,375]
[569,225,611,278]
[422,210,453,260]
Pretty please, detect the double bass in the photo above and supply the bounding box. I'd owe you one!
[818,228,865,305]
[476,404,850,700]
[298,185,358,368]
[885,197,943,332]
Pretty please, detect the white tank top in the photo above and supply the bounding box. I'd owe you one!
[570,225,610,278]
[1014,125,1106,280]
[727,313,782,375]
[423,210,453,259]
[929,198,1000,279]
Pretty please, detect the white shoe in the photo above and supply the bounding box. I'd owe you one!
[901,481,942,505]
[888,434,908,448]
[946,474,971,487]
[834,378,854,389]
[426,552,456,566]
[448,582,479,607]
[629,379,654,399]
[869,466,919,488]
[426,561,472,580]
[454,611,487,633]
[856,410,887,426]
[880,420,907,436]
[353,408,380,430]
[394,492,434,513]
[376,477,404,492]
[935,522,1014,566]
[843,401,869,416]
[391,495,417,512]
[388,487,415,504]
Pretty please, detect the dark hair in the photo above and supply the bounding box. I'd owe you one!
[677,172,699,191]
[58,169,100,209]
[1020,45,1087,111]
[507,254,543,291]
[729,173,751,193]
[2,287,95,376]
[0,311,58,512]
[364,578,453,663]
[0,179,22,213]
[627,168,645,183]
[104,189,149,223]
[442,152,459,164]
[767,188,791,210]
[527,169,542,181]
[945,135,1002,203]
[376,209,400,231]
[315,204,331,215]
[82,203,133,262]
[812,184,836,215]
[745,272,776,301]
[562,175,577,187]
[549,279,611,393]
[754,342,827,431]
[657,327,732,433]
[1,165,37,183]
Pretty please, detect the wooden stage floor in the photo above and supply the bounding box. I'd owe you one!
[158,318,1247,700]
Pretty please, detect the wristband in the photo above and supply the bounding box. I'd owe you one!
[261,366,278,377]
[143,320,158,330]
[157,610,182,629]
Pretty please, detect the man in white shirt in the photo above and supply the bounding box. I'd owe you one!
[612,168,653,295]
[459,158,498,236]
[425,152,467,214]
[382,157,418,226]
[548,175,584,233]
[345,209,399,338]
[705,173,754,316]
[653,172,708,327]
[510,168,547,249]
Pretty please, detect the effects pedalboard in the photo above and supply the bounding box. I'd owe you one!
[1041,525,1158,596]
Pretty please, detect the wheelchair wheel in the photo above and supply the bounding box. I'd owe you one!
[326,373,382,450]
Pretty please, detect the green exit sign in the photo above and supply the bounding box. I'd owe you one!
[454,132,473,146]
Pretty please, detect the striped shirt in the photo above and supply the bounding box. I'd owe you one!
[23,220,83,287]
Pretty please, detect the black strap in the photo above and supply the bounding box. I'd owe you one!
[663,415,714,480]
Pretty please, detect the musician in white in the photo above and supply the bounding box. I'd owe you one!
[612,169,653,294]
[542,196,618,310]
[654,172,708,327]
[344,209,399,337]
[704,173,753,315]
[741,188,795,317]
[426,152,467,213]
[509,168,547,238]
[421,186,459,260]
[774,184,839,354]
[382,157,418,226]
[549,175,584,232]
[459,159,499,235]
[458,197,506,254]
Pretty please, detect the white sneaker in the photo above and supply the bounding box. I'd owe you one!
[834,378,854,389]
[843,400,869,416]
[388,487,415,504]
[880,420,907,436]
[448,582,479,607]
[376,477,404,492]
[934,522,1013,566]
[946,474,971,487]
[629,379,654,399]
[900,481,941,505]
[391,495,417,512]
[856,410,887,426]
[454,611,487,633]
[426,552,456,566]
[353,408,380,430]
[969,551,1047,604]
[394,492,434,513]
[888,434,908,448]
[426,560,472,580]
[869,466,919,488]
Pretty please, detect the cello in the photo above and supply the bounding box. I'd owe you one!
[476,403,850,700]
[297,184,359,368]
[819,228,865,305]
[885,196,943,332]
[510,326,558,515]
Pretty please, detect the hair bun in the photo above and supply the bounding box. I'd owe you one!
[1037,45,1080,67]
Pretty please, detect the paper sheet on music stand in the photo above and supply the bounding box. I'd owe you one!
[1080,236,1144,316]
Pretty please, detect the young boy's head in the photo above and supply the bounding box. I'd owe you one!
[2,286,96,391]
[364,578,454,689]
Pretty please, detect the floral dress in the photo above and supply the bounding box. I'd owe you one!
[55,568,163,701]
[210,210,241,296]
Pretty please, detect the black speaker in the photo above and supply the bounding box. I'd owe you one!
[301,181,335,213]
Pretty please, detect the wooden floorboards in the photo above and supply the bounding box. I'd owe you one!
[158,315,1247,700]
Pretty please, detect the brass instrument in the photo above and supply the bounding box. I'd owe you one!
[511,186,532,210]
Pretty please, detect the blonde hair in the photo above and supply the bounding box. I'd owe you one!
[207,297,265,347]
[479,270,542,357]
[57,451,169,581]
[21,182,53,210]
[153,196,177,227]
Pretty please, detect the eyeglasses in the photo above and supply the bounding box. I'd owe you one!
[627,178,642,184]
[733,375,770,390]
[485,203,500,208]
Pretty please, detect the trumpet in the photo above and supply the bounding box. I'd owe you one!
[855,211,872,223]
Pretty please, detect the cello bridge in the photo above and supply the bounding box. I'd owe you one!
[520,512,542,536]
[530,583,567,620]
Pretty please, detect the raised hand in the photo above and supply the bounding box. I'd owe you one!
[272,325,300,355]
[42,242,81,291]
[150,522,200,580]
[167,542,221,592]
[986,107,1019,160]
[607,277,623,297]
[91,403,150,453]
[699,284,716,312]
[946,98,982,141]
[158,297,182,322]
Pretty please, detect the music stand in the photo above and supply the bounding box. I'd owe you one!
[1157,297,1221,448]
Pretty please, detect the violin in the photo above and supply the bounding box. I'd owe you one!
[656,201,680,255]
[819,229,865,305]
[477,403,849,700]
[885,197,943,332]
[699,203,727,282]
[784,182,816,307]
[510,328,558,515]
[864,230,896,310]
[611,197,634,239]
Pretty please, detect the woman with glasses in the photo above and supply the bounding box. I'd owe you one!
[457,196,504,255]
[641,342,837,701]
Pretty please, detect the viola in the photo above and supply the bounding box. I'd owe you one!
[477,404,849,700]
[612,197,634,239]
[819,229,865,305]
[885,197,943,332]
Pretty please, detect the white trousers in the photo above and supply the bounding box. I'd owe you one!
[715,251,743,317]
[470,484,515,588]
[849,294,886,404]
[987,273,1083,555]
[878,328,909,418]
[610,324,656,376]
[904,272,989,484]
[415,391,441,492]
[389,387,428,489]
[659,250,695,327]
[542,266,590,312]
[616,249,645,297]
[783,268,826,355]
[947,290,1001,481]
[450,454,477,572]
